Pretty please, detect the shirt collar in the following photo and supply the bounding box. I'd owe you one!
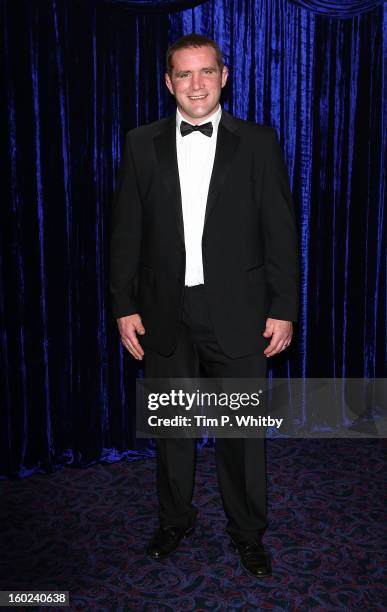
[176,105,222,135]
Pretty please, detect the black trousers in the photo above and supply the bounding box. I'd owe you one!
[144,284,268,541]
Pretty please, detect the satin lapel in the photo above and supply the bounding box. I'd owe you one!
[204,113,240,226]
[153,116,184,243]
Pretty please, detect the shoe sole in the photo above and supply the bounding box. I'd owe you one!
[146,525,195,560]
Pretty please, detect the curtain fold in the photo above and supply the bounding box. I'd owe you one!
[1,0,385,478]
[288,0,383,18]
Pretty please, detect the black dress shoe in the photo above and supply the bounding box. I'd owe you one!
[230,537,272,578]
[146,524,195,559]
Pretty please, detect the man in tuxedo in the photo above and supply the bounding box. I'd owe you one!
[110,34,299,578]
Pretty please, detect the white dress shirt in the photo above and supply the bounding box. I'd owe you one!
[176,105,222,286]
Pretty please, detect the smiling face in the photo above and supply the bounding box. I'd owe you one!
[165,45,228,123]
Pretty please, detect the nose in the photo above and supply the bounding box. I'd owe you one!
[191,72,204,90]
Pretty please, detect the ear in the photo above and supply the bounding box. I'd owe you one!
[221,65,228,89]
[165,72,175,96]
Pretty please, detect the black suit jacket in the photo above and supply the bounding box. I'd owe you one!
[109,110,299,358]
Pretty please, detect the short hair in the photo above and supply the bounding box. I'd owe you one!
[166,34,225,76]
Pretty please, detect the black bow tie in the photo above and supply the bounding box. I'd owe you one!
[180,120,213,138]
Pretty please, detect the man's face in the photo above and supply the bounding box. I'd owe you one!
[165,45,228,123]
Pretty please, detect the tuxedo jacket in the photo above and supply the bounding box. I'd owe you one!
[109,110,299,358]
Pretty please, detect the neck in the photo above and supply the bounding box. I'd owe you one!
[178,103,220,125]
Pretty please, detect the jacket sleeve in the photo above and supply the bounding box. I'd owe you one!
[260,129,300,322]
[109,131,142,319]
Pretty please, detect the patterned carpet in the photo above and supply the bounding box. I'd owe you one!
[0,439,386,611]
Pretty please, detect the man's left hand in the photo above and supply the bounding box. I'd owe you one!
[262,318,293,358]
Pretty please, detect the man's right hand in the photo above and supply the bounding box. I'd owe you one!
[117,314,145,360]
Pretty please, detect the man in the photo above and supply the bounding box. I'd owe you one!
[110,34,299,579]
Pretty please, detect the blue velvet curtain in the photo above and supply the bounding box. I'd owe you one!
[103,0,207,11]
[1,0,385,478]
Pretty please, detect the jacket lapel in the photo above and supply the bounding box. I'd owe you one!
[204,111,240,226]
[153,115,184,243]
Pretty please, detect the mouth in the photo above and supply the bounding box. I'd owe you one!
[188,94,208,101]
